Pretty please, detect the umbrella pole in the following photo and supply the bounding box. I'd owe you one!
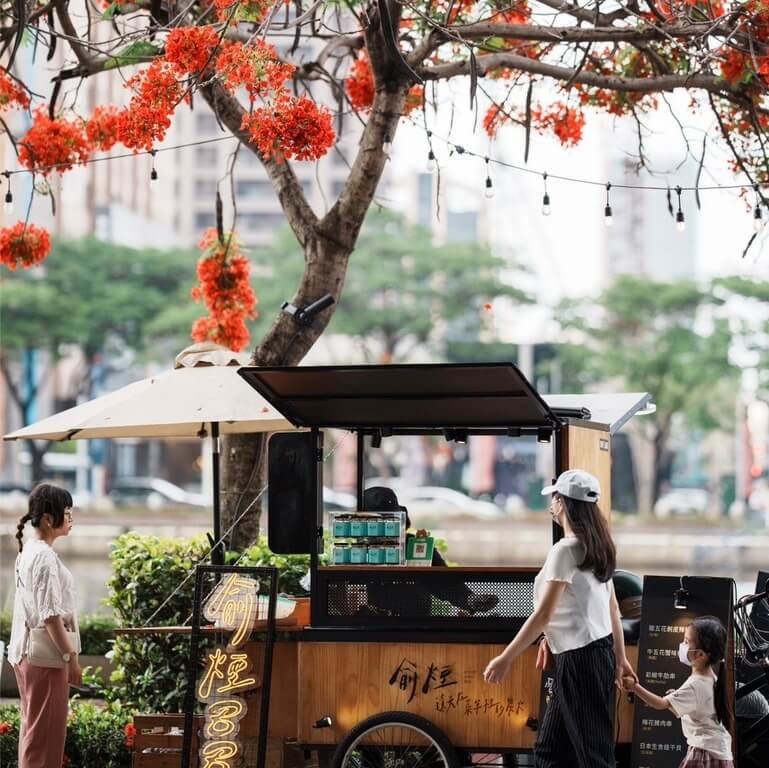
[212,421,223,566]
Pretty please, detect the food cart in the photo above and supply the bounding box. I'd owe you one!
[227,363,652,768]
[132,362,651,768]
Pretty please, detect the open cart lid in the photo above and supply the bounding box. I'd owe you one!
[543,392,654,434]
[238,363,560,431]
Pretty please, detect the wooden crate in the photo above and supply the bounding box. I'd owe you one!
[132,713,203,768]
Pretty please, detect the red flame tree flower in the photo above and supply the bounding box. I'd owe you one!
[0,222,52,270]
[191,228,258,352]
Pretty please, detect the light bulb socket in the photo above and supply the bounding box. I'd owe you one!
[543,193,550,206]
[675,210,684,224]
[754,205,762,220]
[604,204,612,218]
[4,191,11,204]
[673,587,690,610]
[150,168,158,182]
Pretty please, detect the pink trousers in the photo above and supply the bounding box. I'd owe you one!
[13,657,69,768]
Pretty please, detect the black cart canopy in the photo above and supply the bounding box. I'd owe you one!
[237,362,562,433]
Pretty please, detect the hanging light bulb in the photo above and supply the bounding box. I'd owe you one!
[149,150,158,185]
[675,185,685,233]
[541,172,551,216]
[484,158,494,199]
[2,172,11,215]
[604,182,613,228]
[426,149,436,173]
[382,135,392,156]
[753,185,764,233]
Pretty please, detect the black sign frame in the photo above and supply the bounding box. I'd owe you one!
[630,575,734,768]
[181,564,279,768]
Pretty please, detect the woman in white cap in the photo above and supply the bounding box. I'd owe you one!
[483,469,636,768]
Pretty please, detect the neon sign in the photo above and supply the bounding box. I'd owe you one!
[196,573,260,768]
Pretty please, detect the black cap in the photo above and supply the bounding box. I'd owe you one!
[363,486,407,513]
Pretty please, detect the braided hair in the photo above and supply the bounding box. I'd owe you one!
[16,483,73,553]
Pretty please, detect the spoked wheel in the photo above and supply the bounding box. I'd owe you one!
[331,711,459,768]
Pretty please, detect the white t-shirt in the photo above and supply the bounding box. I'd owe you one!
[665,673,733,760]
[8,539,80,666]
[533,537,612,654]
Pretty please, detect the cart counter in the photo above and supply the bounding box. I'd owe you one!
[313,566,537,632]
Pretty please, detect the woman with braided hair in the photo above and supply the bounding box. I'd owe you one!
[8,483,81,768]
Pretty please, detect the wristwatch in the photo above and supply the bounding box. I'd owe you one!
[62,652,71,663]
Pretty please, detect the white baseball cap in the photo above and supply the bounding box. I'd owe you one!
[541,469,601,503]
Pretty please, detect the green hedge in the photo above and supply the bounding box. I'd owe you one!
[104,532,318,712]
[0,701,132,768]
[0,613,117,656]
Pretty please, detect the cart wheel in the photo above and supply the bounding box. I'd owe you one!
[331,711,459,768]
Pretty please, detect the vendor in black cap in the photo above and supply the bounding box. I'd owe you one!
[363,486,499,615]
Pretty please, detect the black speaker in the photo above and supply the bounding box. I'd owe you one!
[267,431,323,554]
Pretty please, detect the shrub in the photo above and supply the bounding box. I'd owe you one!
[79,614,118,656]
[0,703,21,767]
[105,532,209,712]
[105,532,317,712]
[65,701,132,768]
[0,701,131,768]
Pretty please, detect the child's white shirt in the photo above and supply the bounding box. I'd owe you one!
[664,672,732,760]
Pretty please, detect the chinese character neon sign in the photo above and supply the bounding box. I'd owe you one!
[196,574,260,768]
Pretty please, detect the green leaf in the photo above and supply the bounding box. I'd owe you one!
[105,40,161,70]
[101,2,120,20]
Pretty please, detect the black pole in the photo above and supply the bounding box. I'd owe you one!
[211,421,223,566]
[356,430,365,510]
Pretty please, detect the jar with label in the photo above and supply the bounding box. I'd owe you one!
[333,518,351,538]
[333,546,350,564]
[349,545,367,564]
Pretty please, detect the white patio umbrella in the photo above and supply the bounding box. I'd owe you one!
[3,343,296,562]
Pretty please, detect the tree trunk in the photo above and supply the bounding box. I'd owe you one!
[214,5,412,551]
[651,428,672,509]
[27,440,46,485]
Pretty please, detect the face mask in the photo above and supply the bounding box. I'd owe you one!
[678,642,693,666]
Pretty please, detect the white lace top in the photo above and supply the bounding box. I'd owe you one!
[8,539,80,666]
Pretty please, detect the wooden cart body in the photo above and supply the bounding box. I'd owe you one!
[236,365,651,756]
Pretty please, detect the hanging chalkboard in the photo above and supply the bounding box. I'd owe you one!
[630,576,734,768]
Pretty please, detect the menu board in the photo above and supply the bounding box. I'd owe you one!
[630,576,733,768]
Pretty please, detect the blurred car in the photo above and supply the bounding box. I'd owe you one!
[654,488,709,518]
[365,480,503,519]
[323,487,356,513]
[0,482,30,512]
[109,477,207,510]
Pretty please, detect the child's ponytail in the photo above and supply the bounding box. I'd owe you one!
[712,658,733,731]
[690,615,733,731]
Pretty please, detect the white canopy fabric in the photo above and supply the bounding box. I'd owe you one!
[3,344,294,442]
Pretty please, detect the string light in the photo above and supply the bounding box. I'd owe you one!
[604,182,613,228]
[149,150,158,185]
[541,172,551,216]
[382,135,392,157]
[753,185,763,233]
[3,172,12,215]
[426,149,436,173]
[675,185,685,233]
[484,158,494,199]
